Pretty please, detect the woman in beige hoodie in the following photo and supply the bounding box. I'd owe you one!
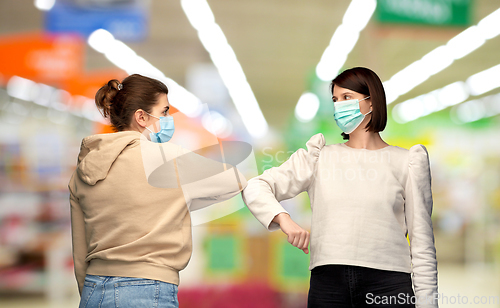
[69,74,247,308]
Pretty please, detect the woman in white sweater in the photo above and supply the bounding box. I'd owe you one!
[242,67,438,307]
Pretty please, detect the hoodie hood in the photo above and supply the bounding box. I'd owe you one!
[76,130,143,185]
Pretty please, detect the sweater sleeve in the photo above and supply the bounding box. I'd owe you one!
[176,147,248,211]
[405,144,439,307]
[241,133,325,231]
[69,183,88,297]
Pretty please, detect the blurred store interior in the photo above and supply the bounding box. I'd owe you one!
[0,0,500,307]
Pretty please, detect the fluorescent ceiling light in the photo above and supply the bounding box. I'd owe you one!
[452,93,500,123]
[315,0,377,82]
[392,65,500,123]
[295,0,376,123]
[88,29,203,118]
[6,75,106,124]
[446,26,486,60]
[34,0,55,11]
[466,64,500,96]
[7,76,37,101]
[181,0,268,139]
[384,8,500,105]
[295,92,320,123]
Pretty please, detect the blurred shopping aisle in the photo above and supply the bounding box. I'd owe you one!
[1,0,500,307]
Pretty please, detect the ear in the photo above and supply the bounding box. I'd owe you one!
[134,109,149,128]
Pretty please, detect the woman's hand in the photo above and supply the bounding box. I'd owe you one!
[273,213,310,254]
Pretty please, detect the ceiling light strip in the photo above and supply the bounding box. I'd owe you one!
[392,64,500,123]
[451,93,500,123]
[384,8,500,105]
[295,0,377,123]
[88,29,202,117]
[181,0,268,138]
[315,0,377,82]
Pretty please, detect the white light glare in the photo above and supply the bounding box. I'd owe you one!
[88,29,115,53]
[393,63,500,123]
[315,0,377,81]
[393,81,469,124]
[300,0,376,123]
[34,0,55,11]
[452,93,500,123]
[477,8,500,40]
[384,8,500,105]
[88,29,203,118]
[7,76,41,102]
[6,76,107,124]
[201,111,233,138]
[446,26,485,60]
[181,0,268,139]
[295,92,320,123]
[466,64,500,96]
[438,81,469,107]
[453,99,485,123]
[181,0,214,30]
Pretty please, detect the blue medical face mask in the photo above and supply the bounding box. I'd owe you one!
[333,96,371,134]
[145,112,175,143]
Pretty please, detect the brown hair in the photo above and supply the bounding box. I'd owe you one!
[330,67,387,140]
[95,74,169,132]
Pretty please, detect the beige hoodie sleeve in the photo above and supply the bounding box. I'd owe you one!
[242,133,325,231]
[68,183,88,296]
[406,144,439,307]
[176,147,248,211]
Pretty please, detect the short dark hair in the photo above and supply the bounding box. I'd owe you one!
[330,67,387,140]
[95,74,169,132]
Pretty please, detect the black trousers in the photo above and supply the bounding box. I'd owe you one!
[307,264,416,308]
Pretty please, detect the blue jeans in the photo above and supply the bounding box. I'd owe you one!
[79,274,179,308]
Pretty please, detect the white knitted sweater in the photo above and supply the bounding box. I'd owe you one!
[242,133,438,307]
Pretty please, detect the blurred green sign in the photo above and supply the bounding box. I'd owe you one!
[206,235,240,272]
[376,0,471,26]
[281,243,310,279]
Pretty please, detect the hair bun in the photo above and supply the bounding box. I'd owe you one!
[95,79,121,118]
